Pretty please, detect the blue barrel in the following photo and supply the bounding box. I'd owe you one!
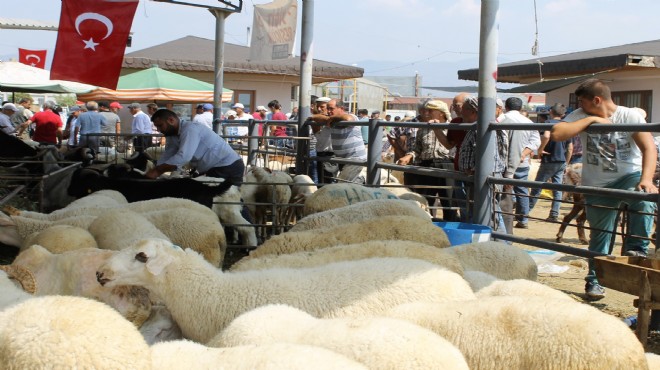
[433,222,492,246]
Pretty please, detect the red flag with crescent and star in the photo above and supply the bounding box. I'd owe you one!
[18,49,47,69]
[50,0,138,89]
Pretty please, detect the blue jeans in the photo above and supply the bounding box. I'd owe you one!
[529,162,566,218]
[513,166,530,224]
[453,180,470,222]
[585,172,657,284]
[308,148,318,183]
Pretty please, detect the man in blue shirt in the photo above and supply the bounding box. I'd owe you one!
[77,101,107,155]
[128,103,153,152]
[145,109,244,184]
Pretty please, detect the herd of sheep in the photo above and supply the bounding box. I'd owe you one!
[0,173,657,369]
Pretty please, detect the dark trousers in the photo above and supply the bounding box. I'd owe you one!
[404,162,458,221]
[133,136,152,153]
[316,151,335,184]
[205,159,245,186]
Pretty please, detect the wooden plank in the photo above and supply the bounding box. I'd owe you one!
[637,270,652,348]
[594,256,660,299]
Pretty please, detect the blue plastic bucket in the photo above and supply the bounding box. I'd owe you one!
[433,222,492,246]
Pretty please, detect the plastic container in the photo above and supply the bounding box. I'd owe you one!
[433,222,492,246]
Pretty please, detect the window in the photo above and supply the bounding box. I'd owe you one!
[234,90,255,114]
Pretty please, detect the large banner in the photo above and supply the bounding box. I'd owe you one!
[50,0,138,89]
[249,0,297,61]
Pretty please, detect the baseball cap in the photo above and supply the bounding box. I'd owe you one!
[496,98,504,108]
[225,110,237,117]
[202,103,214,110]
[256,105,267,112]
[69,106,81,113]
[1,103,18,112]
[127,102,141,109]
[316,97,331,103]
[231,102,244,109]
[110,102,123,109]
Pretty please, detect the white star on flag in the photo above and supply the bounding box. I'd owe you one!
[83,38,99,51]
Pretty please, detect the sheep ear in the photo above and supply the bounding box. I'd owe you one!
[145,253,174,276]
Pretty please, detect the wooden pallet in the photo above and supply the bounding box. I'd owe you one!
[594,256,660,347]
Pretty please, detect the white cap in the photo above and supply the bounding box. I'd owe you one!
[1,103,18,112]
[225,110,237,117]
[316,97,331,103]
[231,102,244,109]
[256,105,267,111]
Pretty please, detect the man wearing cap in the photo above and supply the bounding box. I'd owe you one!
[128,103,152,152]
[10,97,34,129]
[231,103,252,140]
[18,100,64,145]
[146,109,243,184]
[63,106,82,147]
[99,102,121,148]
[193,103,214,130]
[0,103,18,135]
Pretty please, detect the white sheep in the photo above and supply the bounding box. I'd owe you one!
[60,189,128,210]
[151,340,367,370]
[3,214,97,246]
[386,297,648,370]
[249,215,450,258]
[0,269,33,311]
[381,184,430,213]
[96,238,476,343]
[231,240,463,275]
[210,304,469,370]
[11,245,152,327]
[443,241,538,281]
[289,198,430,233]
[241,167,292,237]
[22,225,98,253]
[647,353,660,370]
[476,278,575,301]
[284,174,318,224]
[0,295,151,369]
[302,183,399,216]
[88,209,170,251]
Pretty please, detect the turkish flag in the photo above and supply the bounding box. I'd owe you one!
[18,49,47,69]
[50,0,138,89]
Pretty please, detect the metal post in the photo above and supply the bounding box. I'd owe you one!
[473,0,500,226]
[295,0,314,175]
[210,8,229,134]
[366,118,382,185]
[247,118,258,166]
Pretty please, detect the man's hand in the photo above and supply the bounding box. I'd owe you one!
[638,179,658,194]
[397,154,412,166]
[145,168,160,179]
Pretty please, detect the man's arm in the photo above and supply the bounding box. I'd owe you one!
[145,163,177,179]
[632,131,659,193]
[309,115,330,133]
[538,131,550,157]
[551,116,610,141]
[564,141,573,166]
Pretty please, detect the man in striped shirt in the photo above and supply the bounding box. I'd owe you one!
[310,99,366,183]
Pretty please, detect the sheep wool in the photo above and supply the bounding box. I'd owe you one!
[441,241,538,281]
[151,340,367,370]
[386,297,648,370]
[96,238,475,343]
[211,304,469,370]
[22,225,98,253]
[11,215,97,241]
[139,304,183,345]
[250,215,450,258]
[476,278,575,301]
[232,240,463,275]
[88,209,170,251]
[290,198,431,233]
[303,183,399,216]
[0,296,150,370]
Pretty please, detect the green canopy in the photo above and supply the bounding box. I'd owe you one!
[77,65,233,102]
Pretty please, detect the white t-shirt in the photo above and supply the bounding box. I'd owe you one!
[563,106,644,187]
[192,111,213,130]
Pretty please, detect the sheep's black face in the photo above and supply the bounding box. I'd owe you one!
[135,252,148,263]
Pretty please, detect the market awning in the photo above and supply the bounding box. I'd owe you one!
[0,61,95,94]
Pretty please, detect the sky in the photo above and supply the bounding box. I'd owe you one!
[1,0,659,88]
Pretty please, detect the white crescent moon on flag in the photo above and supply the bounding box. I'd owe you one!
[75,12,114,40]
[25,54,41,63]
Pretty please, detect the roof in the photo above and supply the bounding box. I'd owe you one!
[0,18,58,31]
[124,35,363,80]
[458,39,660,83]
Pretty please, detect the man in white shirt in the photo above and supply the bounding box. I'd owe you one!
[231,103,252,139]
[192,103,214,130]
[500,97,541,231]
[128,103,152,152]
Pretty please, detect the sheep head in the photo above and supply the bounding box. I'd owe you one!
[96,238,179,288]
[0,212,21,247]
